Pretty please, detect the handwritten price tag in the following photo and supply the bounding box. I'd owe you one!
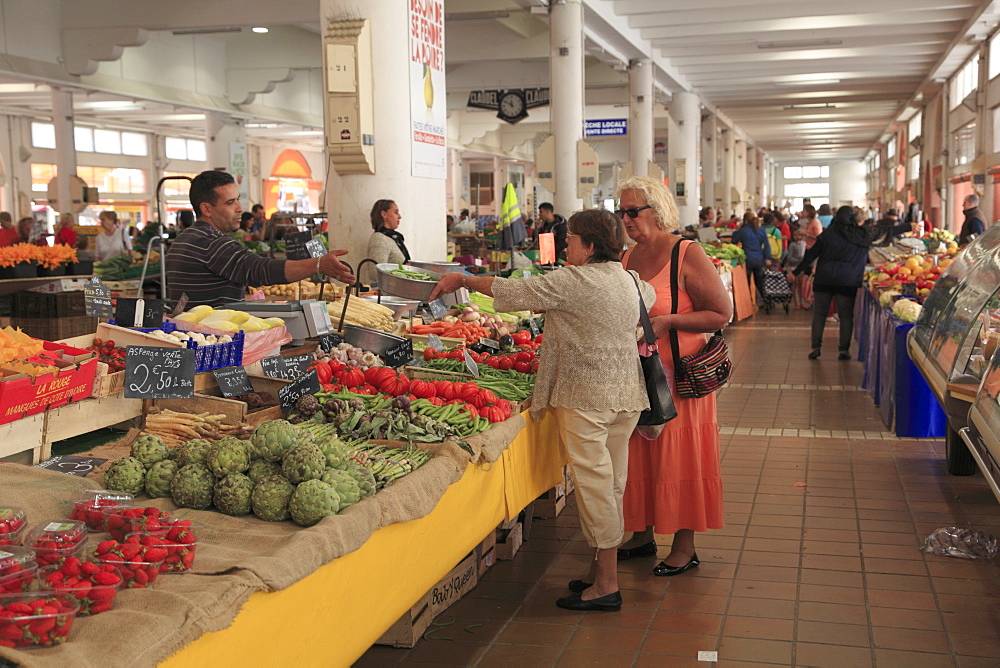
[124,346,195,399]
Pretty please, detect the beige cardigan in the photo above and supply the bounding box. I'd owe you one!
[492,262,656,414]
[364,231,407,284]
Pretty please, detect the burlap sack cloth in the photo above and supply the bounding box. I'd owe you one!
[0,430,472,667]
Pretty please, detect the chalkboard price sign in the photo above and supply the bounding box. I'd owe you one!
[382,338,413,368]
[305,237,326,259]
[462,349,480,378]
[318,332,342,354]
[213,365,255,397]
[428,299,449,320]
[84,277,113,318]
[528,312,540,337]
[124,346,195,399]
[279,368,321,412]
[478,337,500,351]
[115,298,165,329]
[284,232,312,261]
[260,354,313,380]
[36,455,108,477]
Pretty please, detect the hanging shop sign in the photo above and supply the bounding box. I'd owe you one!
[409,0,447,179]
[467,88,550,124]
[584,119,628,137]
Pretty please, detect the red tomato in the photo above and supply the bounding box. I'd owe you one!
[511,330,532,345]
[497,357,514,371]
[515,351,534,363]
[356,384,378,395]
[423,348,437,361]
[514,361,532,374]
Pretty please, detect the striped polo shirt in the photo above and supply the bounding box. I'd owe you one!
[165,221,287,307]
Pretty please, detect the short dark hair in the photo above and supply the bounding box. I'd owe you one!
[370,199,395,231]
[567,209,625,264]
[538,202,554,213]
[178,210,195,229]
[189,170,235,215]
[762,212,775,227]
[252,204,264,214]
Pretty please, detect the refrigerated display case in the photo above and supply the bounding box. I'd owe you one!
[908,224,1000,475]
[961,353,1000,503]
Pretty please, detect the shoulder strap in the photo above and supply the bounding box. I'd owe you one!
[668,241,684,370]
[628,271,658,353]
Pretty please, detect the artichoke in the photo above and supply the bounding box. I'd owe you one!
[251,475,295,521]
[206,437,251,478]
[320,468,362,511]
[318,437,350,470]
[130,434,169,468]
[250,420,302,463]
[172,439,212,467]
[144,459,179,498]
[288,479,341,527]
[170,463,215,509]
[281,443,326,485]
[247,459,283,484]
[213,473,254,516]
[295,394,319,416]
[344,462,376,498]
[105,457,146,495]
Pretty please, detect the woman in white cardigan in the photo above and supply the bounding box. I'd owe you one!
[364,199,409,284]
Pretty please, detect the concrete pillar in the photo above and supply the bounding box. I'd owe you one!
[51,87,76,217]
[449,148,462,215]
[628,59,653,178]
[322,0,446,264]
[668,91,699,227]
[493,155,504,214]
[721,127,735,218]
[756,148,766,208]
[550,0,584,216]
[701,114,717,211]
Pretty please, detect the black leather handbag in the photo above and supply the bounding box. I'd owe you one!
[631,275,678,426]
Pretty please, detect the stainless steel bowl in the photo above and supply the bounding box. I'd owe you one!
[375,263,442,301]
[362,295,419,318]
[409,259,464,274]
[342,324,408,357]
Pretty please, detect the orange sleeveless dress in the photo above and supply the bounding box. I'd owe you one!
[622,241,724,534]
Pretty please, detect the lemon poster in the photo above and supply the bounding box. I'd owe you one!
[409,0,446,179]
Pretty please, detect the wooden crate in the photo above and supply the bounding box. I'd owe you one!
[533,482,566,519]
[405,333,465,350]
[475,530,497,577]
[496,521,523,560]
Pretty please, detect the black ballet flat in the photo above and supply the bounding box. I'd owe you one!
[555,591,622,612]
[838,351,851,361]
[616,540,657,560]
[568,579,592,593]
[653,553,700,577]
[808,349,821,360]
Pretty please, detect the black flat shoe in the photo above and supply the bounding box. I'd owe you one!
[616,540,657,560]
[808,349,821,360]
[653,553,700,577]
[838,351,851,361]
[568,579,592,593]
[556,591,622,612]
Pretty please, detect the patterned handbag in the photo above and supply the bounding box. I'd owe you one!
[667,241,733,398]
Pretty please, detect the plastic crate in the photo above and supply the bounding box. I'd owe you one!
[187,331,245,372]
[10,316,98,341]
[107,320,177,334]
[14,292,87,318]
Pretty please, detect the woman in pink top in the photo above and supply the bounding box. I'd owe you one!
[801,204,823,249]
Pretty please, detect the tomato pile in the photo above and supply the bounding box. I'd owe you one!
[88,338,126,373]
[423,346,538,374]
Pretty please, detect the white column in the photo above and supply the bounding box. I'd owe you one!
[450,148,462,215]
[322,0,446,264]
[721,126,735,217]
[550,0,584,216]
[668,91,699,227]
[493,155,504,214]
[629,59,653,178]
[51,87,76,216]
[756,148,766,208]
[205,112,227,170]
[701,114,717,210]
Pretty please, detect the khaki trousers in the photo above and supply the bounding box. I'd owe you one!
[552,406,641,550]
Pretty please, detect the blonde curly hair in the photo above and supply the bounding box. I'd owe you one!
[614,176,679,232]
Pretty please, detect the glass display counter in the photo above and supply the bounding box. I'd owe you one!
[908,225,1000,474]
[962,351,1000,503]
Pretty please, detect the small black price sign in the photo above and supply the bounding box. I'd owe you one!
[462,349,480,377]
[260,354,313,380]
[124,346,195,399]
[115,298,164,329]
[284,231,312,260]
[84,276,113,318]
[213,365,254,397]
[35,455,108,477]
[279,368,321,412]
[318,332,342,354]
[478,337,500,350]
[305,237,326,259]
[382,338,414,368]
[428,299,449,320]
[900,282,917,297]
[528,313,540,337]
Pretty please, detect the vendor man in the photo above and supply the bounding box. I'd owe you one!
[166,170,355,307]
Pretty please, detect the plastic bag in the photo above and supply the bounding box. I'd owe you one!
[919,527,998,560]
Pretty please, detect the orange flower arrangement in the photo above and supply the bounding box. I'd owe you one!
[0,243,77,269]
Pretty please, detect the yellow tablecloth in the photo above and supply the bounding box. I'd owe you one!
[162,409,563,667]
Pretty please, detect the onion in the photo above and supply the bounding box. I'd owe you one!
[461,312,480,322]
[497,326,510,336]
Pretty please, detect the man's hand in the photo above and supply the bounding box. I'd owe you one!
[428,272,466,301]
[319,250,356,284]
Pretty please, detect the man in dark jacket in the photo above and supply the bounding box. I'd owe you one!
[959,194,986,245]
[537,202,567,263]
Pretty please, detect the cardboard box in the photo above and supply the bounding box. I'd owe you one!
[377,550,479,648]
[26,278,90,294]
[563,464,575,496]
[475,530,497,577]
[533,483,566,519]
[0,342,97,426]
[496,521,523,560]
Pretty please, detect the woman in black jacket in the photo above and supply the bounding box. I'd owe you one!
[790,206,914,360]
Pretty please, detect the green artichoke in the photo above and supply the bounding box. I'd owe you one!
[281,443,326,485]
[318,437,350,470]
[144,459,179,498]
[247,459,283,484]
[206,437,251,478]
[105,457,146,495]
[251,475,295,521]
[172,439,212,467]
[214,473,254,516]
[130,434,169,468]
[344,462,376,498]
[288,479,341,527]
[250,420,302,463]
[170,463,215,509]
[320,468,362,511]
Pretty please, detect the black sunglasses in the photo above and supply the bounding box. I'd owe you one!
[616,205,652,219]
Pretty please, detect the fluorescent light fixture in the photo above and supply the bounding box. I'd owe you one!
[0,83,41,93]
[758,39,842,50]
[252,27,268,34]
[77,100,144,111]
[783,103,836,110]
[445,11,510,21]
[775,79,841,87]
[171,27,241,35]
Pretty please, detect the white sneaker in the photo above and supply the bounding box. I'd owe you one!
[826,316,839,323]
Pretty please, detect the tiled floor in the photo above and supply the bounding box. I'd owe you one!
[357,310,1000,667]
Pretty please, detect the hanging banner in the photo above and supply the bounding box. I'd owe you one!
[229,142,248,201]
[408,0,446,179]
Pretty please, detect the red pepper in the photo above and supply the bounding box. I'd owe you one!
[310,361,333,385]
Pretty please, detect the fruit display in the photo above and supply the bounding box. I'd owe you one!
[39,559,123,616]
[68,492,133,532]
[0,547,37,594]
[102,419,432,527]
[248,281,323,300]
[92,537,165,588]
[23,521,88,569]
[142,329,234,346]
[866,251,957,301]
[892,298,923,323]
[700,242,746,264]
[317,342,384,370]
[326,297,396,332]
[172,305,285,333]
[87,338,126,373]
[0,592,79,648]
